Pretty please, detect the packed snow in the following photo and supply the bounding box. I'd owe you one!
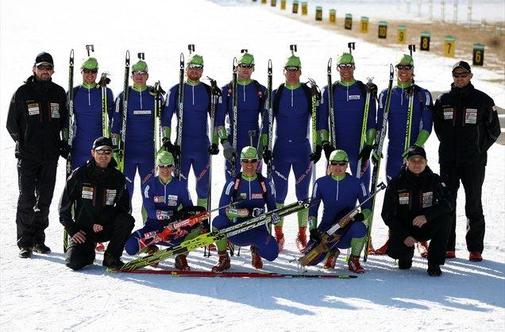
[1,0,504,331]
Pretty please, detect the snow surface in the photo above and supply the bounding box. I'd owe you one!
[1,0,504,331]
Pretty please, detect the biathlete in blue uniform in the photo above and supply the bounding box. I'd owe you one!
[124,151,205,270]
[211,146,278,272]
[308,150,372,273]
[71,57,114,170]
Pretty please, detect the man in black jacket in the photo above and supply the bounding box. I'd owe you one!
[382,146,453,276]
[433,61,501,262]
[6,52,68,258]
[59,137,135,270]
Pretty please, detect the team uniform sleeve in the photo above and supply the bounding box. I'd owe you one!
[266,179,277,212]
[432,95,444,141]
[482,97,501,152]
[106,88,114,127]
[141,178,158,221]
[376,89,387,131]
[381,180,410,241]
[261,88,276,136]
[317,86,329,132]
[111,93,123,135]
[215,85,228,129]
[6,90,21,142]
[59,170,80,236]
[420,89,433,133]
[179,182,193,208]
[218,181,234,216]
[357,181,371,210]
[164,86,178,132]
[308,179,322,220]
[367,87,377,131]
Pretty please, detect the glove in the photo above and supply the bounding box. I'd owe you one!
[162,138,180,157]
[14,141,22,159]
[358,144,373,161]
[222,140,236,162]
[353,213,365,222]
[366,82,378,97]
[310,228,322,243]
[310,145,322,163]
[59,143,71,159]
[371,149,382,165]
[251,207,264,218]
[263,149,273,164]
[322,141,334,160]
[208,143,219,155]
[271,212,281,225]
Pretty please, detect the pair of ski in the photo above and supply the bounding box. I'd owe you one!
[113,200,310,272]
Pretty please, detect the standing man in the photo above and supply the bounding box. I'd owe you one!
[211,146,278,272]
[382,146,452,276]
[216,51,267,181]
[433,61,500,261]
[165,54,215,208]
[7,52,68,258]
[60,137,135,271]
[317,52,377,190]
[71,57,114,169]
[264,54,317,252]
[308,150,372,273]
[374,54,433,255]
[112,59,167,202]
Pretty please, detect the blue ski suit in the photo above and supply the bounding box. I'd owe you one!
[318,81,376,189]
[216,80,267,181]
[71,85,114,170]
[165,82,212,199]
[124,173,193,255]
[212,173,278,261]
[111,86,168,201]
[377,84,432,180]
[270,84,315,204]
[309,174,370,255]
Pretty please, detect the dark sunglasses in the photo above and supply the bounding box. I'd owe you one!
[188,64,203,69]
[338,64,354,69]
[396,65,413,70]
[132,71,148,76]
[239,64,254,69]
[285,67,300,72]
[96,149,112,155]
[83,69,98,74]
[159,164,174,168]
[330,161,347,166]
[37,65,53,70]
[453,72,469,78]
[241,159,258,164]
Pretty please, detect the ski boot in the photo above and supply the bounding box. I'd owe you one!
[373,240,389,255]
[295,226,308,252]
[211,251,231,272]
[274,226,285,252]
[446,250,456,259]
[250,246,263,269]
[323,248,340,269]
[469,252,482,262]
[174,254,190,271]
[348,255,365,273]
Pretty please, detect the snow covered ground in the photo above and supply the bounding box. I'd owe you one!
[1,0,504,331]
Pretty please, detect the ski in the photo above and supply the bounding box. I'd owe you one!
[152,81,165,154]
[117,50,130,173]
[116,200,310,271]
[99,72,111,137]
[308,78,321,185]
[115,268,357,279]
[63,49,75,253]
[299,182,386,266]
[265,59,273,179]
[327,58,336,149]
[357,78,376,177]
[174,52,185,180]
[363,64,394,262]
[230,57,239,178]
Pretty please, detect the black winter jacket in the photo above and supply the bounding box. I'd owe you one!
[381,166,453,241]
[433,83,500,165]
[59,158,131,236]
[6,76,67,161]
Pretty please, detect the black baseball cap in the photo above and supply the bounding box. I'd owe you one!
[92,136,113,151]
[406,146,427,160]
[35,52,54,67]
[452,61,471,73]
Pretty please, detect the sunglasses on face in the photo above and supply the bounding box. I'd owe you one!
[83,69,98,74]
[338,64,354,69]
[396,65,413,70]
[453,72,469,78]
[238,64,254,69]
[188,64,203,70]
[96,149,112,155]
[241,159,258,164]
[330,161,347,166]
[132,71,148,76]
[285,67,300,72]
[37,65,53,71]
[158,164,174,168]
